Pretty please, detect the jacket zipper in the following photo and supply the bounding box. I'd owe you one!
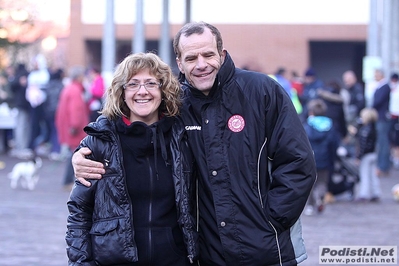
[117,142,137,261]
[147,156,154,264]
[179,130,196,263]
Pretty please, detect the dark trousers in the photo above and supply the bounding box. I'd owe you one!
[29,103,50,150]
[63,153,75,185]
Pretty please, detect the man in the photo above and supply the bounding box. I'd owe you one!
[72,22,316,265]
[274,67,292,98]
[372,69,391,177]
[341,70,365,126]
[299,67,324,122]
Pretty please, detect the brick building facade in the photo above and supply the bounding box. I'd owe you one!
[67,0,368,83]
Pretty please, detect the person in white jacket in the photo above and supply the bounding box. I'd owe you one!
[26,54,50,154]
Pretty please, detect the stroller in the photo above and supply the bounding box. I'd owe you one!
[329,146,359,198]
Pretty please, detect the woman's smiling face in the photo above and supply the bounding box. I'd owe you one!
[124,69,162,125]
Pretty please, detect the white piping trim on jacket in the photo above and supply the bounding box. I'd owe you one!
[196,177,199,232]
[259,138,283,266]
[268,221,283,266]
[257,137,267,209]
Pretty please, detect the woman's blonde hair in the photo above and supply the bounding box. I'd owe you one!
[360,107,378,124]
[101,52,182,120]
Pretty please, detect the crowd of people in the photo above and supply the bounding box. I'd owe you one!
[290,66,399,214]
[0,56,105,173]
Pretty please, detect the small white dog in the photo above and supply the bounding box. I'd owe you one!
[8,157,43,190]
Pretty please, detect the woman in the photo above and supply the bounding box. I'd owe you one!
[87,67,105,122]
[350,107,380,202]
[56,66,89,189]
[65,53,198,265]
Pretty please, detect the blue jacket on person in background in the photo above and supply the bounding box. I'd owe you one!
[304,115,340,170]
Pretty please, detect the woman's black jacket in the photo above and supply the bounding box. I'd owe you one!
[65,115,198,265]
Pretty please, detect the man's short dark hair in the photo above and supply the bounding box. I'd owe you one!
[173,21,224,59]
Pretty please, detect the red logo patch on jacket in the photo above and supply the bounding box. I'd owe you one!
[228,115,245,132]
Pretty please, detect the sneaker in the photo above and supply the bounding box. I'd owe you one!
[35,143,51,157]
[354,197,368,203]
[370,197,380,202]
[49,152,66,162]
[376,168,389,177]
[9,148,34,160]
[304,206,314,216]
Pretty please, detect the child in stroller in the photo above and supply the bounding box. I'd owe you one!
[326,108,379,203]
[328,145,359,200]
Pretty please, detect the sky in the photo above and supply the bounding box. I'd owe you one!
[86,0,370,25]
[34,0,370,26]
[30,0,70,26]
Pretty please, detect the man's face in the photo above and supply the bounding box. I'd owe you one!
[176,28,225,95]
[342,72,355,88]
[374,70,384,82]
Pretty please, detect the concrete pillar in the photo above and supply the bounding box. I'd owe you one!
[367,0,379,57]
[364,0,382,106]
[133,0,145,53]
[159,0,170,65]
[391,0,399,74]
[381,0,392,77]
[102,0,115,88]
[185,0,191,23]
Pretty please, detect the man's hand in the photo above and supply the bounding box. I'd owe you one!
[72,147,105,187]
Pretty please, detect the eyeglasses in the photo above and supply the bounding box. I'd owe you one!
[123,81,162,91]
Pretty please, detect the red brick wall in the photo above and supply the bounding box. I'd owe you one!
[68,0,367,77]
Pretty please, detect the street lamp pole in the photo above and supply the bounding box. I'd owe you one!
[159,0,170,65]
[133,0,145,53]
[102,0,115,87]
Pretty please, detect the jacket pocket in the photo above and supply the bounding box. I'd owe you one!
[90,219,118,235]
[90,218,137,264]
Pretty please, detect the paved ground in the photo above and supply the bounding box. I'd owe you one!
[300,167,399,265]
[0,153,398,266]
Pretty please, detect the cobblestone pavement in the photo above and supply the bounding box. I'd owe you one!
[0,153,398,266]
[0,154,70,266]
[300,166,399,266]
